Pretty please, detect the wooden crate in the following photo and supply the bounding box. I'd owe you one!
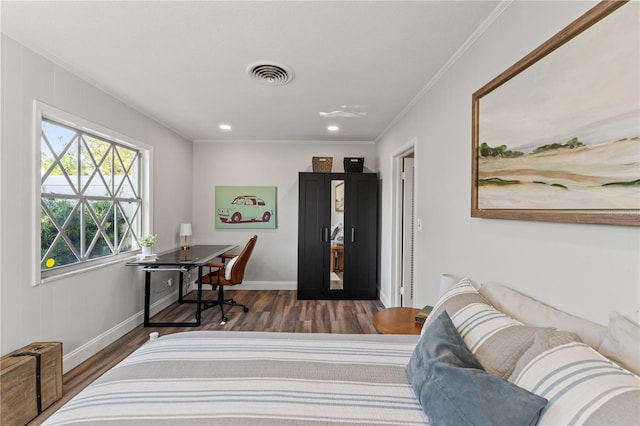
[0,342,62,426]
[0,354,38,426]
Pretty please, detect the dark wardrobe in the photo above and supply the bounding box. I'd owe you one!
[297,172,378,300]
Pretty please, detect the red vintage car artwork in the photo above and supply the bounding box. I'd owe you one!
[218,195,273,223]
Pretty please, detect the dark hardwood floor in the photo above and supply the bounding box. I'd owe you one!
[31,290,384,424]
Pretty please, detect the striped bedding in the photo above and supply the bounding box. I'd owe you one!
[43,331,428,425]
[511,339,640,425]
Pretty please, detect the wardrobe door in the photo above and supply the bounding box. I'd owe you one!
[343,173,378,299]
[297,173,329,299]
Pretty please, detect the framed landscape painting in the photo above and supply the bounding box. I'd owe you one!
[215,186,277,229]
[471,1,639,226]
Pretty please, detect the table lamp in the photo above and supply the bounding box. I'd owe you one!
[438,273,463,299]
[179,223,192,250]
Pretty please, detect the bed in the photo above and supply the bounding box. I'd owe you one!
[43,332,427,425]
[43,278,640,425]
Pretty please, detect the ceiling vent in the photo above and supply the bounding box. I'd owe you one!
[247,62,294,86]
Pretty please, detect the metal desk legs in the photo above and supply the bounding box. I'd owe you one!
[143,266,203,327]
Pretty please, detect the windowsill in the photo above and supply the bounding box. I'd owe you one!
[39,253,139,285]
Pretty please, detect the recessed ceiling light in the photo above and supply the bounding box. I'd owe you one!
[219,124,231,131]
[327,125,339,132]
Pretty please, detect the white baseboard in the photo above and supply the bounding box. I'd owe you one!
[188,280,297,291]
[62,282,296,373]
[378,289,391,308]
[231,281,297,290]
[62,292,177,373]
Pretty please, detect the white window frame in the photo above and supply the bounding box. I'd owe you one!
[33,101,153,285]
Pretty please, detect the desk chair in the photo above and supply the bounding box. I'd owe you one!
[199,235,257,323]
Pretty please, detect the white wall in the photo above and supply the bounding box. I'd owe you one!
[377,1,640,326]
[3,1,638,375]
[192,141,377,288]
[0,35,193,371]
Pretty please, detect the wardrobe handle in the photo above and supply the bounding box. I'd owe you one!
[351,228,356,243]
[322,227,329,242]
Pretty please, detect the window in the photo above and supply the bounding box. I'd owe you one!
[38,111,149,279]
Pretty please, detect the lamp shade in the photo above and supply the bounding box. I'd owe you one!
[438,273,464,299]
[179,223,192,236]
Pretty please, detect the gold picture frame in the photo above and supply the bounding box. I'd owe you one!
[471,1,639,226]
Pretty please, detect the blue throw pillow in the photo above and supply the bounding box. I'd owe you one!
[406,311,547,426]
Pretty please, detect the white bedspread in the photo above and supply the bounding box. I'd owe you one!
[44,331,427,425]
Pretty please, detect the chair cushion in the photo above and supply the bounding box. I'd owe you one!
[225,256,238,281]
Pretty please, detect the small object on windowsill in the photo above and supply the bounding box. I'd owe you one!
[136,253,158,261]
[415,305,433,324]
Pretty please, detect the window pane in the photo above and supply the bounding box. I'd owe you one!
[85,209,98,249]
[65,205,82,255]
[84,135,111,170]
[85,200,113,250]
[116,176,136,198]
[120,229,134,252]
[114,146,139,198]
[41,207,57,258]
[88,233,112,260]
[41,141,56,177]
[42,168,76,196]
[45,237,79,269]
[82,173,111,197]
[40,117,143,273]
[42,121,76,156]
[80,139,98,195]
[101,149,114,195]
[43,198,77,228]
[115,204,128,247]
[60,139,79,178]
[118,200,140,251]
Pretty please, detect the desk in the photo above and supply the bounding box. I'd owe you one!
[127,244,235,327]
[374,307,423,335]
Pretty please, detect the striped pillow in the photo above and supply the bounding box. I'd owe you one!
[450,302,550,379]
[511,333,640,426]
[424,279,486,329]
[428,282,551,379]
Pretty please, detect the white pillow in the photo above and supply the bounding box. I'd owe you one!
[479,283,606,349]
[224,256,238,281]
[598,312,640,375]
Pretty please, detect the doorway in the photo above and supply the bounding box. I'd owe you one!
[392,141,416,308]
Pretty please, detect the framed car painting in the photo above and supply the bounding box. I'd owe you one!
[215,186,277,229]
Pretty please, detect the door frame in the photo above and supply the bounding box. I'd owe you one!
[390,137,417,307]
